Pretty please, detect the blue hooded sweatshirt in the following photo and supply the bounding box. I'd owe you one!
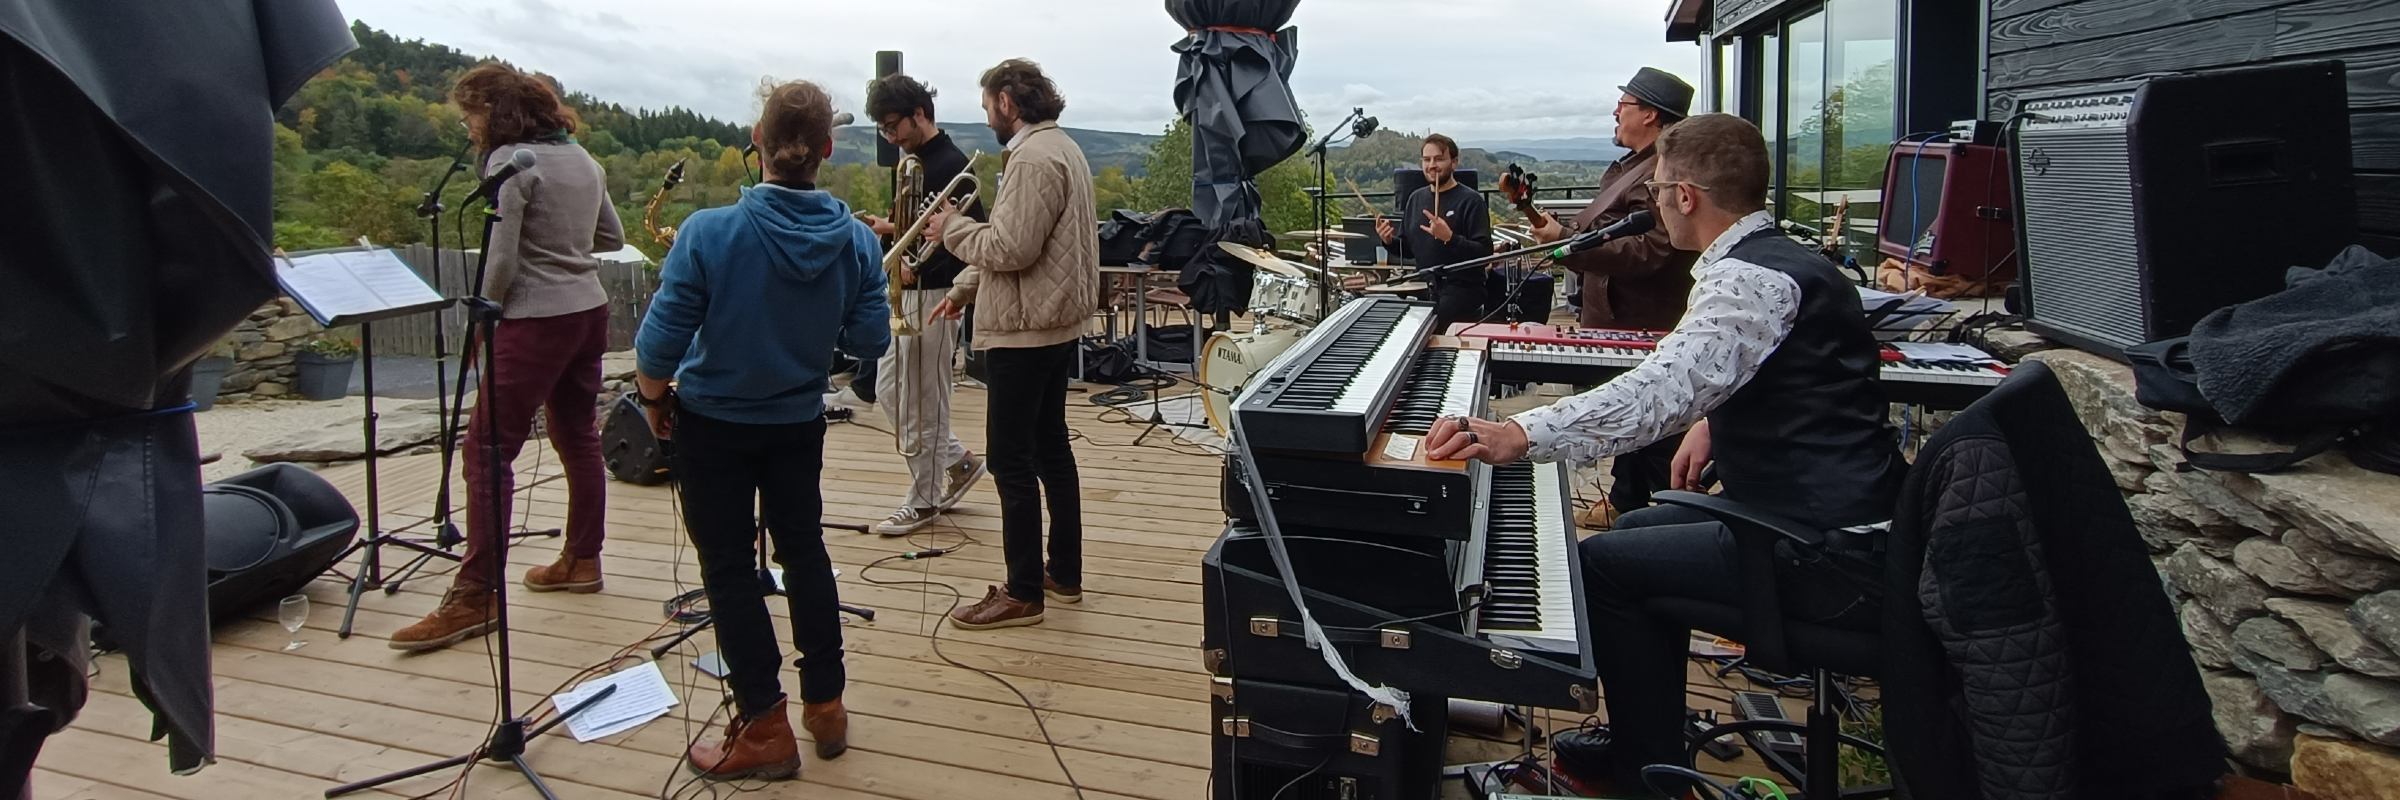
[634,183,890,425]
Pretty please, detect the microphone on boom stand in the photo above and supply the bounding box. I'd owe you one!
[1381,212,1658,287]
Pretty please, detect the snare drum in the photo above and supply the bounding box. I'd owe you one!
[1248,270,1325,324]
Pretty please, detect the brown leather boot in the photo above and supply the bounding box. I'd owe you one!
[949,585,1043,630]
[523,553,603,593]
[686,699,802,781]
[388,583,497,652]
[800,698,849,759]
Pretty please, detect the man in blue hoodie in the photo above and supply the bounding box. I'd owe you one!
[632,81,887,781]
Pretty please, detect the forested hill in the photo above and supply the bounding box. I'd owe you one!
[274,23,1624,260]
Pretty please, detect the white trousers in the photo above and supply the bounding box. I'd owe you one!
[877,288,968,509]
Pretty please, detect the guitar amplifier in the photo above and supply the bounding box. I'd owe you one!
[2011,61,2355,359]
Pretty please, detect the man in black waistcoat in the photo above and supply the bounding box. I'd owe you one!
[1426,114,1905,795]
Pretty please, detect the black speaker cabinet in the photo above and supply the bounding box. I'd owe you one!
[204,464,359,623]
[1386,169,1480,268]
[1210,677,1446,800]
[2012,61,2355,359]
[875,50,903,168]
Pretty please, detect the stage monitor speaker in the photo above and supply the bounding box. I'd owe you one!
[875,50,903,168]
[204,464,359,624]
[601,394,672,485]
[2012,60,2355,359]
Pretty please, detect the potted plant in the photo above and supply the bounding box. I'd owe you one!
[190,335,238,411]
[294,333,360,401]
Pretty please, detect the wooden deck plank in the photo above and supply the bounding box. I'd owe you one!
[46,376,1805,799]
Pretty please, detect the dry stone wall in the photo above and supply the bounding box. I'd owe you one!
[2025,348,2400,791]
[216,298,324,403]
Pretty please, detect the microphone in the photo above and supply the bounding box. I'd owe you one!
[1352,115,1378,140]
[833,111,855,127]
[464,148,538,205]
[1549,211,1655,258]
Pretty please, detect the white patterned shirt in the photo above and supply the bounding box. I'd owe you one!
[1511,211,1800,465]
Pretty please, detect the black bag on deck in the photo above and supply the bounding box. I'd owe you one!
[601,393,672,485]
[1080,336,1140,384]
[1142,323,1198,366]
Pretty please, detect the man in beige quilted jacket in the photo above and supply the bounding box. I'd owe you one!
[924,58,1100,630]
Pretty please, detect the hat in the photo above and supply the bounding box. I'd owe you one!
[1619,67,1694,120]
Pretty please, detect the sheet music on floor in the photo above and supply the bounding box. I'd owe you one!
[550,660,680,743]
[274,248,451,326]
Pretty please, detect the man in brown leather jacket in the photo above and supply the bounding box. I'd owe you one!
[1532,67,1700,524]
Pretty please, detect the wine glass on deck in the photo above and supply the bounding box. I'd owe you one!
[279,595,310,651]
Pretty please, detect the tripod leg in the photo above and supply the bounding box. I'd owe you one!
[508,756,562,800]
[324,751,475,797]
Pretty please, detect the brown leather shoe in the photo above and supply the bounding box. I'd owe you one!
[800,698,849,759]
[1042,570,1082,604]
[949,585,1043,630]
[524,553,603,593]
[388,583,497,652]
[686,699,802,781]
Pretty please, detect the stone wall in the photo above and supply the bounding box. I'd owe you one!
[2026,348,2400,794]
[217,298,325,403]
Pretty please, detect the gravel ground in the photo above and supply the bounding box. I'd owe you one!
[194,398,366,482]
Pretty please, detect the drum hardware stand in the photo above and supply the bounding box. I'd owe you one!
[328,190,591,800]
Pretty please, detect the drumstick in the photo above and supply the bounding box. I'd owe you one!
[1344,177,1382,221]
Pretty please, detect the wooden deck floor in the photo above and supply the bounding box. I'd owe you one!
[39,378,1794,799]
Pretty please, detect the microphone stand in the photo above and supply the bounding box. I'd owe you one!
[328,195,603,800]
[1307,109,1368,318]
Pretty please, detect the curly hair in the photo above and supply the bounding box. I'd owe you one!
[978,58,1065,124]
[866,74,936,125]
[449,62,579,150]
[755,79,836,180]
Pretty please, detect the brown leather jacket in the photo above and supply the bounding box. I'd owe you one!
[1557,146,1697,330]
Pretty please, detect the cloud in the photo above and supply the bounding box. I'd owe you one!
[339,0,1700,140]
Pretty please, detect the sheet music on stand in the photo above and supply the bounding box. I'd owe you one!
[274,248,451,326]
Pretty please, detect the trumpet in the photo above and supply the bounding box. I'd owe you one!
[881,152,981,336]
[642,157,688,248]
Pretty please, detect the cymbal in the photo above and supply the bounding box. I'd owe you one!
[1217,241,1307,277]
[1282,229,1366,240]
[1364,281,1429,294]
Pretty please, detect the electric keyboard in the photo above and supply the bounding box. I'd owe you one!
[1462,460,1581,655]
[1236,297,1438,456]
[1454,322,2009,409]
[1230,336,1492,540]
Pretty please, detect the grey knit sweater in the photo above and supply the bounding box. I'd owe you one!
[479,140,624,318]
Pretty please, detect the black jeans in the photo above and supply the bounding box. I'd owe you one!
[671,409,845,714]
[1578,505,1883,794]
[1607,433,1684,514]
[983,342,1082,602]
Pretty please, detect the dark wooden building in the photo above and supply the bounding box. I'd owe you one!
[1668,0,2400,255]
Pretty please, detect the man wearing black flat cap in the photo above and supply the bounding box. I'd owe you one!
[1531,66,1701,527]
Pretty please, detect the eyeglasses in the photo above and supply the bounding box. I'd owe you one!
[876,117,909,136]
[1643,179,1712,196]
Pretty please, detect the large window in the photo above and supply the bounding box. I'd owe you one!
[1719,0,1897,255]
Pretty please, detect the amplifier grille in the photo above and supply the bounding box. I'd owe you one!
[2019,126,2146,349]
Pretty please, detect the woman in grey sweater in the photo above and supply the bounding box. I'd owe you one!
[392,62,625,652]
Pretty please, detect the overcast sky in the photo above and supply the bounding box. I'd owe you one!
[338,0,1703,143]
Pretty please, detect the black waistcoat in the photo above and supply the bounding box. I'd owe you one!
[1705,227,1905,529]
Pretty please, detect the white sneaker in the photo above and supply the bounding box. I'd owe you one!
[874,506,939,537]
[825,386,874,411]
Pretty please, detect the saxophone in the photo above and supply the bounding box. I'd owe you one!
[642,157,688,248]
[882,152,982,336]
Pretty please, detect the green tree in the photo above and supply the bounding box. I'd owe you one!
[295,160,413,245]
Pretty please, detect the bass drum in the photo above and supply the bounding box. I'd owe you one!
[1199,323,1308,436]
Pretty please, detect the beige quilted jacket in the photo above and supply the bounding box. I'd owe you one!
[941,121,1100,350]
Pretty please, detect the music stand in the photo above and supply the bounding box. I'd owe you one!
[275,247,464,640]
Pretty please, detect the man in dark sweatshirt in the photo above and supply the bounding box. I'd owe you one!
[633,81,887,780]
[1380,133,1493,331]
